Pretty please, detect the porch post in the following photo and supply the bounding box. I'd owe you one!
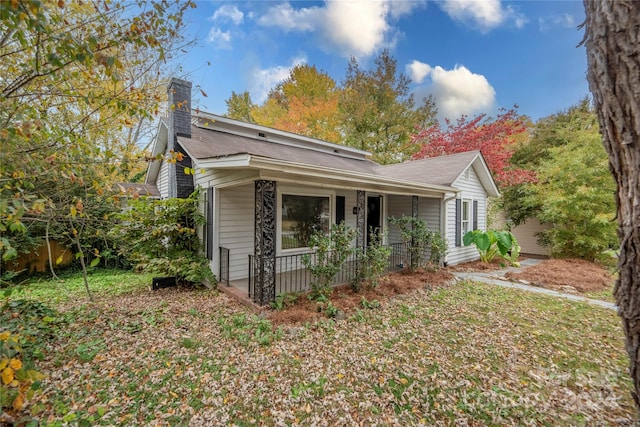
[411,195,419,270]
[254,180,276,305]
[356,190,366,248]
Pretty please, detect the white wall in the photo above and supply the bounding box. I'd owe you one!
[218,183,254,281]
[446,166,487,265]
[157,160,170,199]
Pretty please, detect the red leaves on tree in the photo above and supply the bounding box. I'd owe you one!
[411,109,536,187]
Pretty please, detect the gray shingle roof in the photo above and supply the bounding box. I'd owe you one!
[177,124,487,191]
[375,151,481,187]
[178,125,380,174]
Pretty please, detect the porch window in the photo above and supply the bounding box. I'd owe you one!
[281,194,330,250]
[461,199,471,235]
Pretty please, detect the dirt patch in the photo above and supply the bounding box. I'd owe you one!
[505,258,614,293]
[268,269,454,325]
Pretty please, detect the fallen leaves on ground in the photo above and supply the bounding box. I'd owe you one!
[505,258,614,293]
[25,276,633,426]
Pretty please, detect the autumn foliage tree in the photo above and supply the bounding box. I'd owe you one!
[411,109,534,187]
[0,1,194,279]
[249,64,342,143]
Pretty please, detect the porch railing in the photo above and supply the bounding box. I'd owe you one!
[248,242,411,305]
[219,247,230,285]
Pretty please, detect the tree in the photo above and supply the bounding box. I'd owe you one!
[502,100,617,261]
[412,108,534,187]
[0,1,194,286]
[225,91,256,123]
[252,64,342,142]
[583,0,640,416]
[339,49,437,164]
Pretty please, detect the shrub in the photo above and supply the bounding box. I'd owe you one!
[110,190,215,285]
[388,216,446,271]
[302,222,355,300]
[352,229,391,291]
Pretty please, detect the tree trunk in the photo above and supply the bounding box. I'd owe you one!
[583,0,640,417]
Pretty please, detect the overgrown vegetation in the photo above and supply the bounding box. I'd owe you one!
[1,0,194,278]
[110,191,215,286]
[388,216,446,271]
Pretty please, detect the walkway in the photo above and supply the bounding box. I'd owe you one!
[452,258,617,311]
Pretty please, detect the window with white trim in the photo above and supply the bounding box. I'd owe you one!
[461,199,471,235]
[281,194,330,250]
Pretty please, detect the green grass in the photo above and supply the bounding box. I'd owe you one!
[2,271,634,425]
[7,268,155,304]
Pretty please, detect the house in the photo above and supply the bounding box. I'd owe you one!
[145,78,499,304]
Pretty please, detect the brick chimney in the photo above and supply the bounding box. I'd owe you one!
[167,78,194,198]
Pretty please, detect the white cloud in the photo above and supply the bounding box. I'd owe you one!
[257,2,320,32]
[539,13,576,32]
[409,61,496,120]
[406,60,432,84]
[207,28,232,49]
[256,1,426,58]
[250,56,307,103]
[430,65,496,120]
[438,0,527,32]
[210,5,244,25]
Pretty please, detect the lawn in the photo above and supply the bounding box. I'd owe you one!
[1,269,634,426]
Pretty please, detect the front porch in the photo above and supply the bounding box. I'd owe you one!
[219,242,411,305]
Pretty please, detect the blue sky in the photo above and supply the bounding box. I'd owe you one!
[177,0,588,123]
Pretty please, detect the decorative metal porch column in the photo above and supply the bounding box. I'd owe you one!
[254,180,276,305]
[411,195,419,270]
[356,190,366,249]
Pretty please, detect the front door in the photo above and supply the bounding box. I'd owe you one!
[366,196,382,245]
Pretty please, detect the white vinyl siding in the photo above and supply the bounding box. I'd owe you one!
[157,160,170,199]
[446,166,487,265]
[218,184,254,281]
[194,168,258,189]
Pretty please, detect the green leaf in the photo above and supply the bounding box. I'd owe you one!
[475,233,491,252]
[90,258,100,268]
[462,231,476,246]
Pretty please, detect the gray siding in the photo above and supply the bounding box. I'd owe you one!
[387,195,412,244]
[387,195,441,244]
[446,166,487,265]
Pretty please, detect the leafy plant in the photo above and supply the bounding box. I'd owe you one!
[301,222,355,300]
[352,230,392,291]
[325,301,338,318]
[271,292,299,311]
[110,190,216,285]
[463,230,521,267]
[388,216,446,271]
[360,297,380,309]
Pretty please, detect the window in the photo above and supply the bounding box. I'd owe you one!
[461,199,471,235]
[281,194,330,250]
